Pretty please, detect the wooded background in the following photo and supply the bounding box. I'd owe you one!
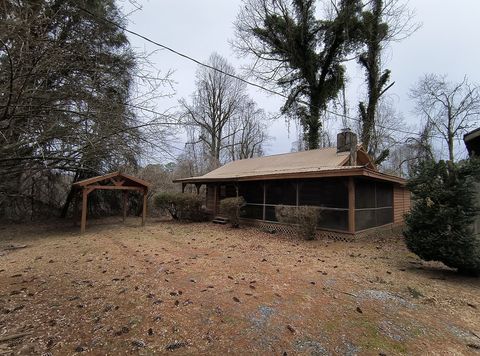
[1,0,477,221]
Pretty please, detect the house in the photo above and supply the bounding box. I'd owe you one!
[464,128,480,156]
[464,128,480,236]
[174,129,410,238]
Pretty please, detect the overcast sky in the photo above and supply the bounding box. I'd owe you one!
[122,0,480,162]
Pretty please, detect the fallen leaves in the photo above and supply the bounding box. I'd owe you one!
[0,220,478,355]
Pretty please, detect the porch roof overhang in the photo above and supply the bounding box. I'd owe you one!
[173,166,406,185]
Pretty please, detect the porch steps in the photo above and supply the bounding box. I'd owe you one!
[212,216,229,225]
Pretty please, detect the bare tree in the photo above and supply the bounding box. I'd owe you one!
[410,74,480,162]
[181,53,269,170]
[385,122,435,177]
[180,53,247,169]
[226,100,270,161]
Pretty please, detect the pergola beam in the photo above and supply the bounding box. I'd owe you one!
[85,185,144,191]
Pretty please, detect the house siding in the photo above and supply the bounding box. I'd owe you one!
[393,186,411,224]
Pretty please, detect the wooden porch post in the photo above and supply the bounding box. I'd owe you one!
[213,184,218,215]
[80,188,89,234]
[182,183,186,193]
[348,177,355,234]
[195,183,201,195]
[142,189,147,226]
[123,190,128,223]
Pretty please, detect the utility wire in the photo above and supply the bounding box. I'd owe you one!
[77,5,442,141]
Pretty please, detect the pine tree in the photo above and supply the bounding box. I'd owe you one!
[404,158,480,275]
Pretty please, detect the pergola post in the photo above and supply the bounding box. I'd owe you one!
[142,188,147,226]
[348,177,355,234]
[81,188,89,234]
[123,190,128,223]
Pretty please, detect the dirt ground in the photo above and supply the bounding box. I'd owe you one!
[0,218,479,355]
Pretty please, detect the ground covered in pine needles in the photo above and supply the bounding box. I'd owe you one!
[0,218,479,355]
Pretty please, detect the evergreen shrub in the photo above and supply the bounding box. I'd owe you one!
[275,205,320,240]
[154,192,205,221]
[404,159,480,275]
[220,197,246,228]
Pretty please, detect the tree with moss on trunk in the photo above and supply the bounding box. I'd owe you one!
[234,0,364,150]
[358,0,419,164]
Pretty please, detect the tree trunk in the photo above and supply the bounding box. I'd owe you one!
[448,134,455,162]
[307,94,321,150]
[60,171,80,218]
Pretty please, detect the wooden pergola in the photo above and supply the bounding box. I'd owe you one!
[72,172,151,234]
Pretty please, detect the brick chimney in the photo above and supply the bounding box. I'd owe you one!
[337,128,358,166]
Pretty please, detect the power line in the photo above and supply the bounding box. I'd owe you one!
[77,5,442,141]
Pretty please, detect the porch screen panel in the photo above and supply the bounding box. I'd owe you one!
[240,204,263,220]
[263,181,296,222]
[265,206,277,222]
[376,207,394,226]
[298,178,349,231]
[355,179,393,231]
[239,182,264,220]
[298,178,348,208]
[354,179,375,208]
[355,209,376,231]
[238,182,263,204]
[376,182,393,207]
[265,181,296,205]
[318,210,348,231]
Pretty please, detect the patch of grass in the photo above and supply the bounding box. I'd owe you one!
[407,286,424,299]
[222,315,238,324]
[408,323,426,338]
[351,319,408,355]
[322,319,339,333]
[129,315,143,326]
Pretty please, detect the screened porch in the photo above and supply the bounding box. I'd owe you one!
[210,177,394,233]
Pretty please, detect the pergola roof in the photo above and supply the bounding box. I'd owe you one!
[73,171,151,188]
